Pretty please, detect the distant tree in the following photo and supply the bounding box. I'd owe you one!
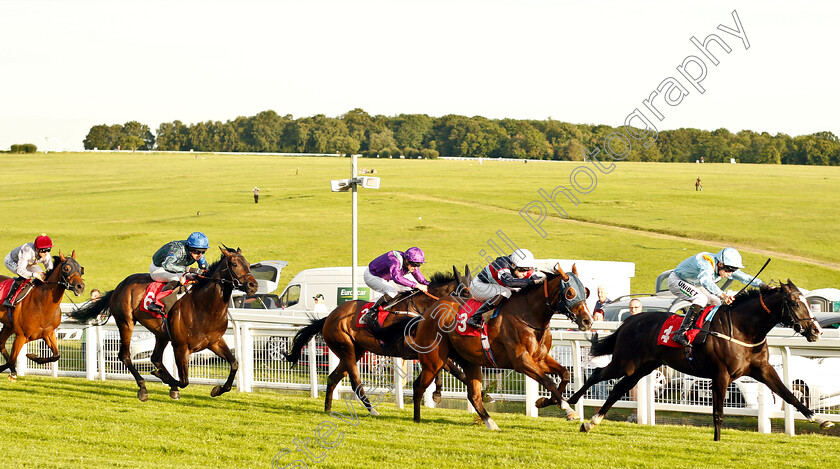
[369,128,397,152]
[83,124,112,150]
[119,135,145,151]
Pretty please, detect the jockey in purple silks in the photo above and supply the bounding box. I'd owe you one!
[361,247,429,327]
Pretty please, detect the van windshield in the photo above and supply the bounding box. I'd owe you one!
[281,284,300,308]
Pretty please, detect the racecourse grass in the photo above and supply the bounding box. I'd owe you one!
[2,376,837,468]
[0,152,838,299]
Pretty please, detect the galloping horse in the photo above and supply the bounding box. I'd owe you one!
[286,268,478,416]
[71,246,257,401]
[568,281,834,440]
[0,252,85,381]
[386,263,592,430]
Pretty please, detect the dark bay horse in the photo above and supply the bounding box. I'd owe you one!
[569,281,834,440]
[0,252,85,381]
[391,263,592,430]
[71,247,257,401]
[286,268,476,416]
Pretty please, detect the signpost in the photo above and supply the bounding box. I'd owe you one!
[331,155,380,301]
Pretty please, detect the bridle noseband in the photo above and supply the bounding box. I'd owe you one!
[544,277,583,322]
[211,255,253,291]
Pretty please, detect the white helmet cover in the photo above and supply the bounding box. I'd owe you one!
[717,247,745,269]
[510,249,536,269]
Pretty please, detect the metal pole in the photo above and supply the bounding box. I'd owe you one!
[351,154,358,301]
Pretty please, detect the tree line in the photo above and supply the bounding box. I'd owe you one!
[82,109,840,165]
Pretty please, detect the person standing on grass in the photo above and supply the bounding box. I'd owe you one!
[253,187,260,203]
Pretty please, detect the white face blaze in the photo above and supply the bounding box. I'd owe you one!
[797,294,822,337]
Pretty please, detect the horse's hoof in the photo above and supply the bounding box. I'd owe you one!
[8,374,17,383]
[535,397,550,408]
[25,353,38,361]
[821,420,835,430]
[210,385,223,397]
[566,412,581,422]
[580,422,592,433]
[138,389,148,402]
[368,407,380,417]
[485,418,500,431]
[432,393,442,405]
[170,390,180,400]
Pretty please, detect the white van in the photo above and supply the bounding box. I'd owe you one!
[230,260,288,309]
[275,266,375,314]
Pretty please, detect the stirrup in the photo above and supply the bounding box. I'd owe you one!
[465,313,484,329]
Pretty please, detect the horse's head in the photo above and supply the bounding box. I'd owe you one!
[57,251,85,296]
[778,280,821,342]
[550,263,592,331]
[219,246,258,295]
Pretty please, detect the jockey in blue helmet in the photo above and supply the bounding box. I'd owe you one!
[147,232,210,313]
[669,247,765,346]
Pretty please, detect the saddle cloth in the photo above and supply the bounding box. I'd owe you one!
[0,278,32,305]
[658,305,719,347]
[139,282,176,318]
[355,302,391,329]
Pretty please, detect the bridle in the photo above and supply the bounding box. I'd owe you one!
[207,254,254,291]
[771,289,816,335]
[544,275,585,322]
[45,258,84,291]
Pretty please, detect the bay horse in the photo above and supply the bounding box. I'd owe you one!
[286,268,479,416]
[568,281,834,440]
[71,246,257,401]
[0,252,86,381]
[386,263,592,430]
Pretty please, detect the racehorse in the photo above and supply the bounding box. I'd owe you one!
[0,252,86,381]
[568,281,834,440]
[386,263,592,430]
[71,246,257,401]
[286,268,479,416]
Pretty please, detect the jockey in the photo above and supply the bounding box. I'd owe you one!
[361,247,429,327]
[466,248,546,329]
[147,232,210,314]
[670,247,765,346]
[2,234,54,308]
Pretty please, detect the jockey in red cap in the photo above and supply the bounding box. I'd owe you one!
[3,234,54,308]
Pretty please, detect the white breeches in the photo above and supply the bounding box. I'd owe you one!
[149,263,183,283]
[668,271,721,308]
[469,277,513,302]
[364,268,412,298]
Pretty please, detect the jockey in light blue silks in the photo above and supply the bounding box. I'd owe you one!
[669,247,765,346]
[361,247,429,326]
[147,232,210,314]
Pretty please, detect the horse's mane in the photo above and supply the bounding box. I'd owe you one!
[194,249,237,287]
[729,285,776,307]
[428,271,456,287]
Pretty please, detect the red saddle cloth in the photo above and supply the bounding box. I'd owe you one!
[0,278,30,304]
[139,282,175,318]
[658,305,716,347]
[356,302,391,329]
[454,299,488,337]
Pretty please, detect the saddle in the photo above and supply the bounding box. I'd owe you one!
[139,282,180,318]
[658,305,719,348]
[356,302,391,329]
[0,278,33,308]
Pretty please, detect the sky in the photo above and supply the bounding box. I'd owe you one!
[1,0,838,151]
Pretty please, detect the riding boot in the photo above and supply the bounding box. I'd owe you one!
[466,297,503,329]
[673,304,703,346]
[364,295,389,327]
[2,278,23,308]
[160,291,180,316]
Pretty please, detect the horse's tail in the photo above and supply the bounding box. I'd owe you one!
[68,290,113,324]
[285,317,327,366]
[590,331,618,357]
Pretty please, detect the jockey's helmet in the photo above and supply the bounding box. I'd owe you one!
[510,249,536,269]
[717,247,744,270]
[405,247,425,264]
[34,234,53,250]
[186,232,210,249]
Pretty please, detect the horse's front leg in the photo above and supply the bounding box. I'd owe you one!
[170,343,191,399]
[207,337,238,397]
[750,363,834,430]
[149,335,177,386]
[711,375,731,441]
[511,349,577,420]
[27,329,61,364]
[0,326,14,374]
[533,354,579,418]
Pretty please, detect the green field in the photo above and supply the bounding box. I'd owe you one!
[0,152,837,298]
[2,376,837,468]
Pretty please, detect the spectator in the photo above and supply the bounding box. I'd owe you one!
[253,187,260,204]
[626,297,645,423]
[592,310,604,322]
[695,177,703,191]
[628,298,643,316]
[594,285,611,316]
[312,294,328,314]
[90,289,102,302]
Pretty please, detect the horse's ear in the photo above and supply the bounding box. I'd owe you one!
[219,246,231,256]
[59,251,66,261]
[237,247,242,253]
[556,263,570,282]
[572,263,578,277]
[464,264,471,282]
[585,287,590,299]
[71,250,76,259]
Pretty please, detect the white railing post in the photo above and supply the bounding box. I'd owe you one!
[393,357,405,410]
[571,340,584,417]
[525,375,539,417]
[97,324,106,381]
[232,320,244,392]
[757,382,772,433]
[85,326,98,380]
[242,323,254,392]
[782,346,794,436]
[308,337,318,398]
[16,342,27,377]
